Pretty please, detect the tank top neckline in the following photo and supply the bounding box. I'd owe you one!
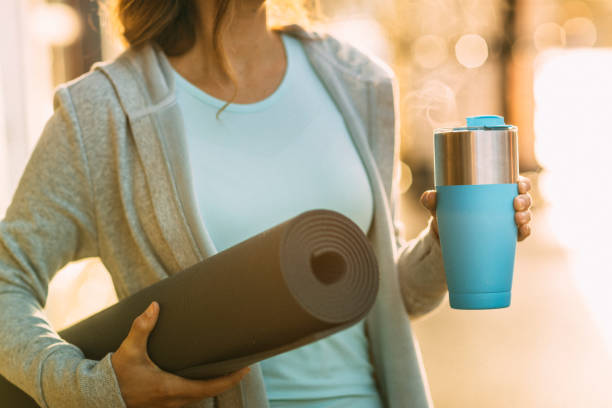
[172,33,293,113]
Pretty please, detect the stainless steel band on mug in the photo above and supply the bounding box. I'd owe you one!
[434,127,519,186]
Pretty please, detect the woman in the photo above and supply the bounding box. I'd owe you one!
[0,0,533,407]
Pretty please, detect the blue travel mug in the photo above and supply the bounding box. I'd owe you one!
[434,115,519,309]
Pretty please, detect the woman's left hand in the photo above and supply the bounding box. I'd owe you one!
[419,175,533,242]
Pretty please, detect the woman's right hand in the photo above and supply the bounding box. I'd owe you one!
[111,301,250,408]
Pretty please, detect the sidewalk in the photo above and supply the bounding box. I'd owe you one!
[411,205,612,407]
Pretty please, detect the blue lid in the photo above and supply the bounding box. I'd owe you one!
[453,115,513,130]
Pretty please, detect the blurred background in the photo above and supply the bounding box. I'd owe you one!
[1,0,611,407]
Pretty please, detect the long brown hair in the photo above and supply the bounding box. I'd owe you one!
[113,0,232,68]
[108,0,318,114]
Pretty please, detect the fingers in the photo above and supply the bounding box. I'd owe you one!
[514,210,531,226]
[517,175,532,194]
[514,191,533,241]
[419,191,440,241]
[513,193,532,211]
[160,366,251,400]
[124,301,159,357]
[191,367,250,398]
[112,303,250,406]
[515,210,533,241]
[420,190,437,215]
[518,223,531,241]
[515,176,534,241]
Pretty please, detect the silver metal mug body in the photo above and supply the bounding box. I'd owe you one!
[434,127,519,186]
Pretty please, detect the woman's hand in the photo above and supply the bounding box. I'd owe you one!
[419,175,533,242]
[111,301,250,408]
[512,175,533,241]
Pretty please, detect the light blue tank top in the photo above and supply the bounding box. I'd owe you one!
[173,33,382,407]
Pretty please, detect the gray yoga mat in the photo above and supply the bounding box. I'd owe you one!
[0,208,379,406]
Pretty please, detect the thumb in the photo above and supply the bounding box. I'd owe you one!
[125,301,159,355]
[420,190,437,214]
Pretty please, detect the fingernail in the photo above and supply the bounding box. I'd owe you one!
[146,302,156,317]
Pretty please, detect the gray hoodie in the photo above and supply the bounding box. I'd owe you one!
[0,25,447,408]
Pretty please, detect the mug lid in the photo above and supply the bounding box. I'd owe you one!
[452,115,513,130]
[433,115,519,186]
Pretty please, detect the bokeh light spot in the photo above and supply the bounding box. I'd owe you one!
[564,17,597,47]
[455,34,488,68]
[31,4,82,47]
[398,161,413,194]
[534,22,566,51]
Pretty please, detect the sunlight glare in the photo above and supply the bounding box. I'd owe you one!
[534,48,612,355]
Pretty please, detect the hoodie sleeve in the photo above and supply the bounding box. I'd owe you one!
[0,86,126,407]
[395,218,448,319]
[385,75,448,319]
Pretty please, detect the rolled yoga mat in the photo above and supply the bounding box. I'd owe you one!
[0,208,379,406]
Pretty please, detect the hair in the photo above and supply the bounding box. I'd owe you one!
[107,0,320,116]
